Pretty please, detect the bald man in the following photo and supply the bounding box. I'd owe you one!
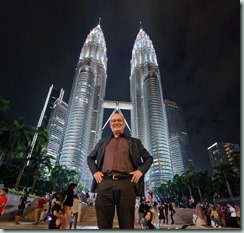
[87,113,153,229]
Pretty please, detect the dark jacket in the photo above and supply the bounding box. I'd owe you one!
[87,135,153,197]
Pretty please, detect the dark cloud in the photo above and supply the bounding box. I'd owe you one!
[0,0,240,171]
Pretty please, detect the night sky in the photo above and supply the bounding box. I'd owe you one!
[0,1,240,172]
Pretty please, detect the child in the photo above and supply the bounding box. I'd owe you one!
[39,208,48,223]
[48,193,67,229]
[0,188,9,219]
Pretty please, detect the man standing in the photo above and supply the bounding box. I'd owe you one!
[87,112,153,229]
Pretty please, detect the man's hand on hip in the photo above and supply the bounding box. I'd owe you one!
[130,170,143,183]
[94,171,104,183]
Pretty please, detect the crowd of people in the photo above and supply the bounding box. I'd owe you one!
[0,185,241,229]
[138,194,176,229]
[137,192,241,230]
[194,200,240,228]
[0,183,81,229]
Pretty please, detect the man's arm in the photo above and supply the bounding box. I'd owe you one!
[87,140,101,175]
[136,139,153,174]
[130,138,153,183]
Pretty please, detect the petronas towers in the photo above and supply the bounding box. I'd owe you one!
[59,23,174,192]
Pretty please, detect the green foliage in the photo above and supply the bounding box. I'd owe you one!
[154,165,240,203]
[8,188,38,199]
[0,98,88,196]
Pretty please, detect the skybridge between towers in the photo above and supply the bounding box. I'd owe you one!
[102,100,132,132]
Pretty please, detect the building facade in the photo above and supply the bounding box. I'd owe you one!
[46,99,68,166]
[27,85,64,161]
[57,25,186,192]
[165,99,194,175]
[59,23,107,187]
[130,29,172,190]
[41,85,64,129]
[208,142,240,173]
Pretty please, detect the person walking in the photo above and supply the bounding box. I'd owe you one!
[14,192,30,224]
[61,183,77,229]
[0,188,9,219]
[87,112,153,229]
[69,194,81,229]
[33,195,46,225]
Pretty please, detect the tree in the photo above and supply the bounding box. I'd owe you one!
[29,146,54,194]
[182,166,196,197]
[172,174,185,197]
[230,150,240,176]
[0,97,10,125]
[213,163,237,198]
[50,164,68,191]
[14,126,48,190]
[0,117,34,167]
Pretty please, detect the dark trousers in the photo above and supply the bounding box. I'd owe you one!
[170,212,174,224]
[95,178,136,229]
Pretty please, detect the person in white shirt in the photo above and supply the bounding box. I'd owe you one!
[227,203,238,228]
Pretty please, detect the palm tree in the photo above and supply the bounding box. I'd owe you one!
[29,146,54,194]
[0,97,10,125]
[213,163,237,198]
[50,164,68,191]
[0,117,34,167]
[230,150,240,176]
[192,171,205,202]
[14,126,48,190]
[182,166,196,197]
[66,169,81,184]
[172,174,185,197]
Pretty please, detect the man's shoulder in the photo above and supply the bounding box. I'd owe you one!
[127,136,141,143]
[99,136,111,143]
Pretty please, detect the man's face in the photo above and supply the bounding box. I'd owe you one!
[110,113,126,135]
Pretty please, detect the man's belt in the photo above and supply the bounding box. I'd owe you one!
[103,174,132,180]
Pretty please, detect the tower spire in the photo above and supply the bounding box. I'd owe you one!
[140,21,142,30]
[98,17,101,26]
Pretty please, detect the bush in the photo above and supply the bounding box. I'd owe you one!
[9,189,38,199]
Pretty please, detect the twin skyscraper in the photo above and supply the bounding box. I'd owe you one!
[57,23,191,192]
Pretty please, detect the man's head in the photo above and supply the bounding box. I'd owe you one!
[109,113,126,136]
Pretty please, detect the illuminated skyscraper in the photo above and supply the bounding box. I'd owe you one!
[41,85,64,129]
[208,142,239,174]
[165,99,194,175]
[46,98,68,166]
[27,85,64,162]
[59,23,107,186]
[130,29,172,190]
